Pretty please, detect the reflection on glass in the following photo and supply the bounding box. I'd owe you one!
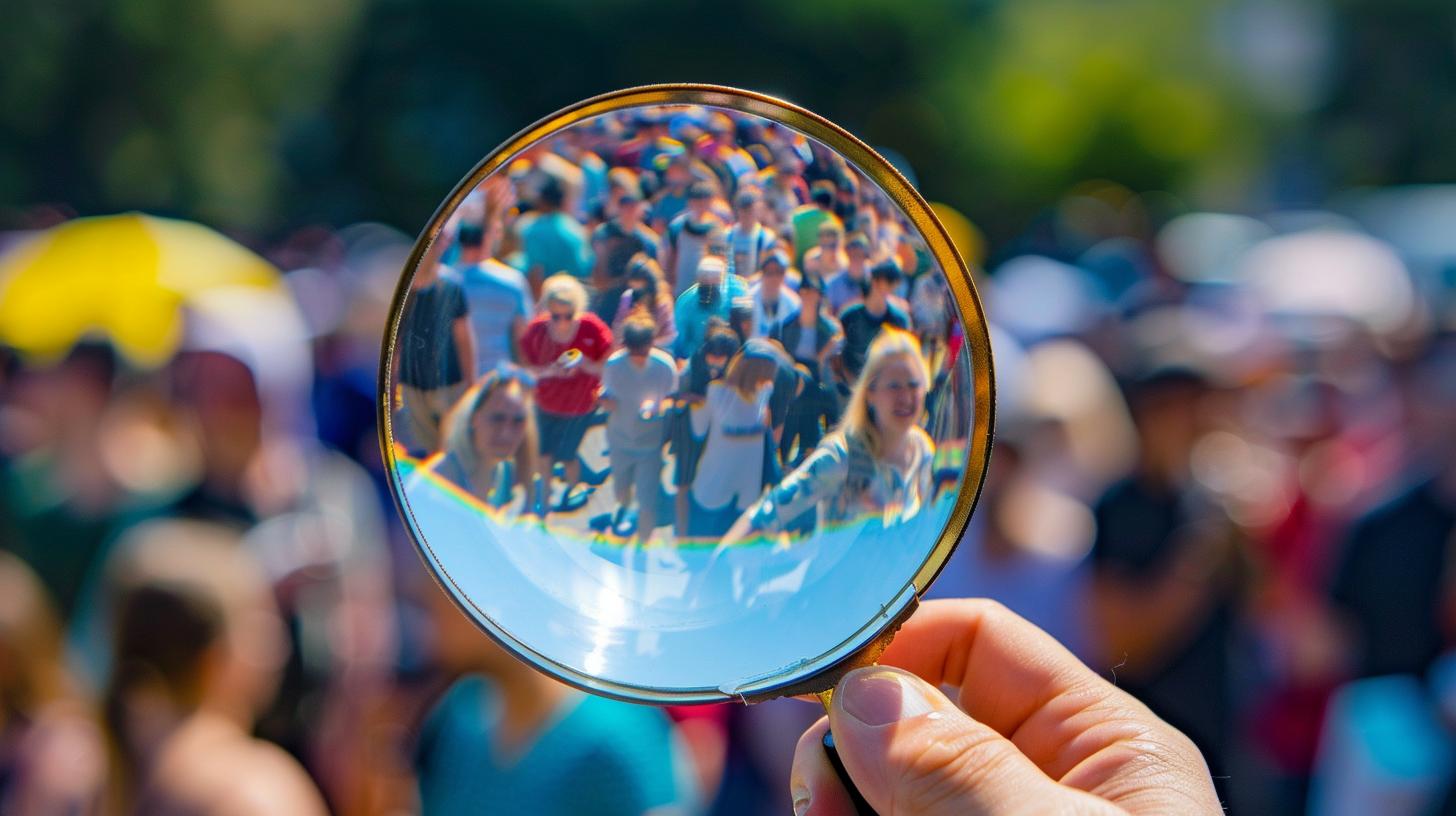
[387,100,978,694]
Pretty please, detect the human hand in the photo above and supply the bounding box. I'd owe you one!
[790,599,1220,815]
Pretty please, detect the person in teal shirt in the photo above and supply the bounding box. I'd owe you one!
[673,256,748,360]
[414,582,696,816]
[520,176,592,286]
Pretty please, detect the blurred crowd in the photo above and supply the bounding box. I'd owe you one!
[5,114,1456,815]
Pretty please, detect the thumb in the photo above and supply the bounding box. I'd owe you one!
[827,667,1085,815]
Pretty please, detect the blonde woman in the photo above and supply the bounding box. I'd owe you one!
[426,368,541,513]
[687,346,781,537]
[726,328,935,542]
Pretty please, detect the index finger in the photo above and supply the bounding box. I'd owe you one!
[876,598,1185,781]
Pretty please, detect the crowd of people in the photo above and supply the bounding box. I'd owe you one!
[5,113,1456,814]
[393,105,969,546]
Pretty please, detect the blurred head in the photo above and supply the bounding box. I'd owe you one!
[618,190,645,222]
[0,552,68,721]
[625,253,666,307]
[621,313,657,358]
[846,232,871,263]
[701,325,741,377]
[817,221,843,251]
[722,348,779,400]
[811,181,835,210]
[687,181,715,214]
[759,253,788,298]
[734,190,760,224]
[170,351,263,480]
[842,329,930,456]
[798,274,825,314]
[442,370,538,492]
[103,521,286,746]
[539,274,588,335]
[537,176,566,211]
[1126,367,1209,479]
[696,256,726,303]
[869,259,903,297]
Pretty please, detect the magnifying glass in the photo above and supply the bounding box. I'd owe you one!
[380,84,993,810]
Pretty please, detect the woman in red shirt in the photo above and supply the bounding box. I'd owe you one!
[519,275,613,505]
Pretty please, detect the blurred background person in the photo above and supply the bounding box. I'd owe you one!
[1085,368,1244,797]
[600,315,678,542]
[0,552,105,815]
[519,175,592,290]
[673,256,747,361]
[610,253,677,352]
[723,189,776,280]
[458,182,532,378]
[590,188,657,315]
[687,347,779,539]
[825,231,871,315]
[789,181,840,270]
[833,260,911,387]
[669,323,741,536]
[99,520,327,814]
[662,181,727,299]
[396,236,475,456]
[424,369,540,514]
[413,576,697,815]
[519,275,612,509]
[775,274,844,467]
[747,251,799,339]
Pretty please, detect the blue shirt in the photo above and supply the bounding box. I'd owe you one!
[672,274,749,359]
[521,211,592,280]
[459,260,531,377]
[415,676,693,816]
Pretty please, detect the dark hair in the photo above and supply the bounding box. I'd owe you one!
[811,182,835,209]
[702,321,741,358]
[622,314,656,354]
[538,176,565,209]
[870,260,903,283]
[687,180,716,200]
[799,274,826,296]
[458,222,485,249]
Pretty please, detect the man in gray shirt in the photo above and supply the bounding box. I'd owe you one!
[600,315,679,542]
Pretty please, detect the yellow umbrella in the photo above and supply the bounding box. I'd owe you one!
[0,212,282,367]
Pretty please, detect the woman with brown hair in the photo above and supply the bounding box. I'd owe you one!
[100,520,326,815]
[0,552,105,815]
[426,368,541,514]
[609,253,677,351]
[687,345,781,538]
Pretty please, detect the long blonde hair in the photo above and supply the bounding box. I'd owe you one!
[439,370,539,500]
[837,328,930,459]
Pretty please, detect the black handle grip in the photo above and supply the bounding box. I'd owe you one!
[822,728,876,815]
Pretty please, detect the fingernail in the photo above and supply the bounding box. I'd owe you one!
[839,668,936,727]
[791,783,811,816]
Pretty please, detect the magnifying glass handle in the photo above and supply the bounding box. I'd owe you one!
[822,728,876,815]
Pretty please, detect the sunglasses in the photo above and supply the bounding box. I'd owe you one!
[549,311,575,323]
[870,378,923,394]
[483,412,527,428]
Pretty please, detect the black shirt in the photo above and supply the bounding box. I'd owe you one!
[838,302,909,378]
[1331,478,1456,678]
[397,276,468,390]
[1091,476,1234,770]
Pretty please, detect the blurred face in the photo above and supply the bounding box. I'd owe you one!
[736,200,759,224]
[471,386,527,463]
[547,302,578,338]
[870,277,896,298]
[847,244,867,264]
[704,354,728,376]
[867,355,925,436]
[799,286,820,314]
[819,231,840,251]
[689,195,711,215]
[620,199,644,222]
[761,267,784,298]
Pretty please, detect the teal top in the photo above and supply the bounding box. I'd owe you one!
[415,675,694,816]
